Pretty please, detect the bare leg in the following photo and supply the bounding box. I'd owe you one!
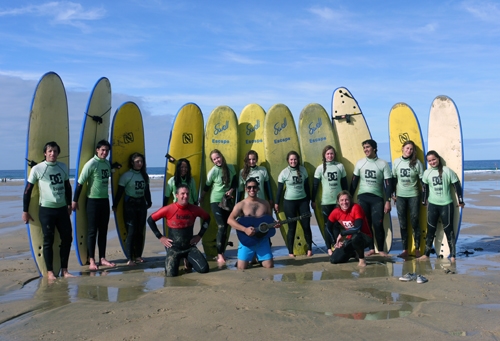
[237,260,249,270]
[89,258,99,270]
[100,258,116,267]
[261,259,274,268]
[61,269,76,278]
[47,271,57,281]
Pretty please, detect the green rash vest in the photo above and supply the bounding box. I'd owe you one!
[278,165,308,200]
[392,157,424,198]
[164,176,198,204]
[353,157,392,198]
[206,164,236,203]
[238,166,269,200]
[119,169,149,198]
[422,166,459,206]
[28,161,69,208]
[78,155,111,199]
[314,161,347,205]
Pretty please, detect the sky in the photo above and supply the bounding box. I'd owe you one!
[1,0,499,170]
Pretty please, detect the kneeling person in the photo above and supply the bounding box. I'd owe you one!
[147,185,210,277]
[228,178,275,270]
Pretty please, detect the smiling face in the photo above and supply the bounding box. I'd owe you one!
[338,194,351,211]
[179,161,188,177]
[325,148,335,162]
[132,156,144,171]
[175,187,190,205]
[362,143,376,158]
[44,146,59,162]
[427,154,440,168]
[402,143,414,158]
[96,145,110,160]
[247,153,258,167]
[287,154,299,167]
[245,180,259,197]
[211,152,222,167]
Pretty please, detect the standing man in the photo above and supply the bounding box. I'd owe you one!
[350,139,393,257]
[72,139,115,270]
[228,177,275,270]
[147,185,211,277]
[22,141,75,280]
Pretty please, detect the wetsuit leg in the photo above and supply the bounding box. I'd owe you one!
[322,204,336,248]
[330,242,356,264]
[124,200,136,260]
[424,203,440,257]
[396,196,409,249]
[408,196,421,249]
[95,198,110,260]
[440,203,456,258]
[39,206,56,272]
[187,247,209,274]
[55,206,73,269]
[298,198,312,251]
[135,202,147,258]
[165,248,182,277]
[86,198,98,260]
[212,202,230,255]
[357,196,374,250]
[370,197,385,252]
[351,233,372,260]
[283,199,298,254]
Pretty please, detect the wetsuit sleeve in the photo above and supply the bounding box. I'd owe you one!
[64,179,72,206]
[73,183,83,202]
[340,176,348,191]
[230,174,238,191]
[264,180,273,201]
[384,177,393,201]
[311,178,320,200]
[147,215,163,239]
[422,183,429,205]
[332,220,341,242]
[453,181,464,204]
[202,184,211,193]
[304,179,311,201]
[275,182,284,203]
[23,182,34,212]
[113,185,125,207]
[349,175,359,196]
[340,219,363,236]
[145,183,152,207]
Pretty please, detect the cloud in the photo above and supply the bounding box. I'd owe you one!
[307,6,344,21]
[462,0,500,23]
[221,52,265,65]
[0,2,105,30]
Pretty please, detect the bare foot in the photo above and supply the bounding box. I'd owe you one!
[378,251,389,257]
[450,257,456,263]
[358,259,367,267]
[397,250,408,259]
[417,255,429,261]
[415,250,421,258]
[288,254,295,258]
[47,271,57,281]
[89,259,99,271]
[183,259,193,273]
[216,255,226,264]
[127,260,137,266]
[364,249,375,257]
[307,250,313,257]
[61,269,76,278]
[327,249,333,256]
[100,258,116,267]
[135,257,145,263]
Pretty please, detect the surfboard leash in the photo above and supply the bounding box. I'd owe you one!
[332,113,362,124]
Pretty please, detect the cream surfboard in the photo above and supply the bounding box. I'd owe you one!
[73,77,111,265]
[201,106,238,258]
[163,103,204,235]
[427,95,463,258]
[389,103,426,256]
[332,87,392,253]
[264,103,308,255]
[237,104,269,197]
[110,102,146,258]
[298,103,340,245]
[25,72,69,277]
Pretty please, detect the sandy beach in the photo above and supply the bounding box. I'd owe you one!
[1,173,500,340]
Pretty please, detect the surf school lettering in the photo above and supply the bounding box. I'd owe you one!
[274,137,290,144]
[308,118,322,135]
[309,137,326,143]
[273,118,287,135]
[212,139,230,144]
[246,120,260,135]
[245,139,263,144]
[214,121,229,135]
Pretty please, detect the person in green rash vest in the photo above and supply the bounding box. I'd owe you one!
[22,141,75,281]
[164,158,198,206]
[418,150,465,263]
[391,140,424,259]
[350,139,393,257]
[199,149,237,265]
[311,145,348,255]
[72,139,115,270]
[237,150,273,205]
[112,152,152,266]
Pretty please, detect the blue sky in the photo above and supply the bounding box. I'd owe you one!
[1,0,499,170]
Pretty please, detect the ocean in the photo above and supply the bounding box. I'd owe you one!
[1,160,499,181]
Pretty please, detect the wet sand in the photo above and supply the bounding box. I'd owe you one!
[1,174,500,340]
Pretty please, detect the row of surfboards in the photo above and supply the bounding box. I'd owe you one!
[25,72,463,277]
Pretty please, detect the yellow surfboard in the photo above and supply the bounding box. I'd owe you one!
[73,77,111,265]
[264,104,308,255]
[163,103,204,235]
[427,96,463,258]
[298,103,339,244]
[201,106,238,258]
[25,72,69,277]
[332,87,392,253]
[110,102,146,258]
[389,103,426,256]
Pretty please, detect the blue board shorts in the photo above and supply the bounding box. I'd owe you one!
[238,238,273,262]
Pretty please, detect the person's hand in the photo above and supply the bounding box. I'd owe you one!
[67,205,72,216]
[159,236,173,248]
[392,196,397,205]
[311,202,316,210]
[22,212,34,224]
[190,235,201,245]
[334,234,344,248]
[458,202,465,208]
[245,227,256,236]
[274,204,279,212]
[71,201,79,211]
[225,188,234,197]
[384,201,391,214]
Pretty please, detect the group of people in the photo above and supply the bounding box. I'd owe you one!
[22,137,464,280]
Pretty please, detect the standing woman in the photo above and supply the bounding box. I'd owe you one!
[199,149,237,264]
[311,145,348,255]
[112,153,152,265]
[237,150,273,205]
[275,151,313,257]
[164,158,198,206]
[418,150,464,262]
[392,141,424,258]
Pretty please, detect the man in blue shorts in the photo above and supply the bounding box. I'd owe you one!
[228,178,276,269]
